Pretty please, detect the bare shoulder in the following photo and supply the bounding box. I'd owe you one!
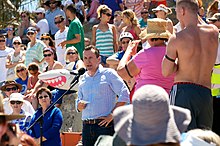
[54,61,63,69]
[92,24,98,30]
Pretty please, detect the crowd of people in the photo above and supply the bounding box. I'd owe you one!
[0,0,220,145]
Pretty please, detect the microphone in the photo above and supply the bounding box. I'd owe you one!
[71,68,86,84]
[70,68,86,76]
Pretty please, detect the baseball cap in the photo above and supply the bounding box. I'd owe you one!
[34,7,46,14]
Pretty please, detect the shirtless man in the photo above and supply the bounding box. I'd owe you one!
[162,0,219,130]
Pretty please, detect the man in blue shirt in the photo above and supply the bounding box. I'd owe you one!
[139,8,149,29]
[76,45,130,146]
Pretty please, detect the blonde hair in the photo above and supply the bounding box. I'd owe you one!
[97,5,112,19]
[122,9,139,26]
[64,46,80,62]
[15,63,27,77]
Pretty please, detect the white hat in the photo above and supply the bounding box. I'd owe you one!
[9,93,24,102]
[35,7,46,14]
[12,36,22,44]
[152,4,172,15]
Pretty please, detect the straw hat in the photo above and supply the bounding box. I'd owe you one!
[0,94,25,121]
[0,81,22,92]
[139,18,171,40]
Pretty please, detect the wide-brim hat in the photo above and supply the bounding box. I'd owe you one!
[0,81,22,92]
[208,13,220,21]
[113,85,191,145]
[139,18,171,40]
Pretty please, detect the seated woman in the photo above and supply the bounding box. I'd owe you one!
[64,46,85,71]
[28,87,63,146]
[117,18,174,95]
[15,63,29,95]
[27,63,41,93]
[9,93,32,132]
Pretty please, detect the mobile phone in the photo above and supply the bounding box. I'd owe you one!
[137,41,142,53]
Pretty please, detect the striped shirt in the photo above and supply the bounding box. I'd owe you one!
[25,40,46,71]
[96,28,114,57]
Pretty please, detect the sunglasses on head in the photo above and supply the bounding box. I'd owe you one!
[141,11,149,14]
[27,32,34,36]
[38,95,49,99]
[41,38,49,41]
[13,42,21,45]
[17,68,25,73]
[103,12,112,17]
[5,87,17,92]
[67,52,76,55]
[55,19,63,24]
[43,53,52,57]
[122,40,130,44]
[10,101,22,105]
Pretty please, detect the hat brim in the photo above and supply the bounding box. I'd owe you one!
[114,105,189,145]
[139,28,171,40]
[0,113,25,121]
[0,83,22,92]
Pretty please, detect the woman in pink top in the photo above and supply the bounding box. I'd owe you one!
[117,18,174,94]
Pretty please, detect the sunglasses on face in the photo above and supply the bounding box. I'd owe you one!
[13,42,21,45]
[10,101,22,105]
[0,40,5,42]
[54,20,63,25]
[122,41,130,44]
[5,87,17,92]
[38,95,49,99]
[17,68,25,73]
[6,28,13,31]
[21,15,26,18]
[103,12,112,17]
[141,11,149,14]
[36,13,42,15]
[27,32,34,36]
[67,52,76,55]
[43,53,52,57]
[50,2,57,5]
[41,38,49,41]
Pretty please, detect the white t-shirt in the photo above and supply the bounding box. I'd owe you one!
[36,18,49,39]
[75,1,84,15]
[0,47,14,82]
[3,97,35,116]
[55,27,69,65]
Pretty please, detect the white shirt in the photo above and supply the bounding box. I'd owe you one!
[36,18,49,39]
[0,47,14,82]
[3,97,35,116]
[55,27,69,65]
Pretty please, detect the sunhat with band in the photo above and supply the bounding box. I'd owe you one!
[113,85,191,145]
[139,18,171,40]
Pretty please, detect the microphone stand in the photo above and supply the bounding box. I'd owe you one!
[27,75,81,146]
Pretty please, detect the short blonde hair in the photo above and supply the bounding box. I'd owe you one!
[97,5,112,19]
[15,63,27,77]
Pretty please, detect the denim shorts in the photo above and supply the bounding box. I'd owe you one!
[100,55,108,65]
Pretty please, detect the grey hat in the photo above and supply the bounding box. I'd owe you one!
[113,85,191,145]
[27,27,36,33]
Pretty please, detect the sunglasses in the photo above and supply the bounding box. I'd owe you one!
[103,12,112,17]
[41,38,49,41]
[36,13,42,15]
[122,41,130,44]
[55,20,63,24]
[6,28,13,31]
[38,95,49,99]
[141,11,149,14]
[67,52,76,55]
[17,68,25,73]
[13,42,21,45]
[5,87,17,92]
[44,53,52,57]
[0,40,5,42]
[21,15,26,18]
[10,101,22,105]
[27,32,34,36]
[50,2,57,4]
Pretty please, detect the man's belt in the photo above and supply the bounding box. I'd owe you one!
[83,119,102,125]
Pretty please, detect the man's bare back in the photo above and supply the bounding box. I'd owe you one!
[173,24,218,88]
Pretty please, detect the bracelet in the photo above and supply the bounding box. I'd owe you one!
[125,64,133,78]
[165,55,175,63]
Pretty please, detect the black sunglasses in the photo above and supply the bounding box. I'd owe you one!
[49,2,57,4]
[13,42,21,45]
[67,52,76,55]
[122,41,130,44]
[55,19,63,24]
[0,40,5,42]
[141,11,149,14]
[36,13,42,15]
[17,68,25,73]
[5,87,17,92]
[103,12,112,17]
[41,38,49,41]
[38,95,49,99]
[44,53,52,57]
[10,101,22,105]
[27,32,34,36]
